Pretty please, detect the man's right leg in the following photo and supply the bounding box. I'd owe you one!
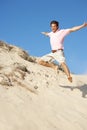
[38,60,58,71]
[37,53,58,71]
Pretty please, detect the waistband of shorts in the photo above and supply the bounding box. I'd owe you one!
[52,49,63,53]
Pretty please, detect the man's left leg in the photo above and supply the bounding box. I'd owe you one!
[61,62,72,82]
[53,50,72,82]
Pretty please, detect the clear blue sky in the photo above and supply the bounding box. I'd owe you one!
[0,0,87,74]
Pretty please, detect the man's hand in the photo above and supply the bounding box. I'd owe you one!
[41,32,48,36]
[83,22,87,27]
[41,32,46,35]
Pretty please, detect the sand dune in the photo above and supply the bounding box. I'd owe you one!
[0,41,87,130]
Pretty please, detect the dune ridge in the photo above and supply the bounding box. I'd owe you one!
[0,41,87,130]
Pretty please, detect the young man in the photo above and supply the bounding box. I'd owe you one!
[38,20,87,82]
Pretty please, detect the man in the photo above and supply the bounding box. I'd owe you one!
[38,20,87,82]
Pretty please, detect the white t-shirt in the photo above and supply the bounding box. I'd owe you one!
[47,29,70,50]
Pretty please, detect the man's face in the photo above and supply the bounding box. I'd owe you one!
[51,24,58,33]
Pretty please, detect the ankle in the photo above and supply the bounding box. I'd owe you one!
[67,76,72,82]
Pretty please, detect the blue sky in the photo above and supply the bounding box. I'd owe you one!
[0,0,87,74]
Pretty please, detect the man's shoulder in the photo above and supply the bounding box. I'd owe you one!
[59,28,70,35]
[60,28,70,31]
[59,29,66,31]
[58,28,70,33]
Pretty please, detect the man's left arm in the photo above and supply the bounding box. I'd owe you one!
[69,22,87,33]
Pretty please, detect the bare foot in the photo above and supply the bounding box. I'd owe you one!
[68,76,72,83]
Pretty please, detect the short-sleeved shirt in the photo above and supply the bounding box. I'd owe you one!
[47,29,70,50]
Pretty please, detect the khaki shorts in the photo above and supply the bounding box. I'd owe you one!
[40,50,66,64]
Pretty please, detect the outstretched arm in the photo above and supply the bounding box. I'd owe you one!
[41,32,49,36]
[69,22,87,32]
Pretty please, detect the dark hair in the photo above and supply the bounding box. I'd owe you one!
[50,20,59,27]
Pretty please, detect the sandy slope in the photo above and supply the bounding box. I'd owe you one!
[0,41,87,130]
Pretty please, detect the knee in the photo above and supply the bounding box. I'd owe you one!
[37,59,42,64]
[38,60,46,65]
[60,62,65,66]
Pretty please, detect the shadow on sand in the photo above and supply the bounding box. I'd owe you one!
[59,84,87,98]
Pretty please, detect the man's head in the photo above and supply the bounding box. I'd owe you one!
[50,20,59,32]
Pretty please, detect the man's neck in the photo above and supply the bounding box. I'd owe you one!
[52,29,59,33]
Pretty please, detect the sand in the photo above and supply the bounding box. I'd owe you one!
[0,41,87,130]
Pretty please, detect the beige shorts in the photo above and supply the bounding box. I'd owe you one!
[40,50,66,64]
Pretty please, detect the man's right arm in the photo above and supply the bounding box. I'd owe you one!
[41,32,49,36]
